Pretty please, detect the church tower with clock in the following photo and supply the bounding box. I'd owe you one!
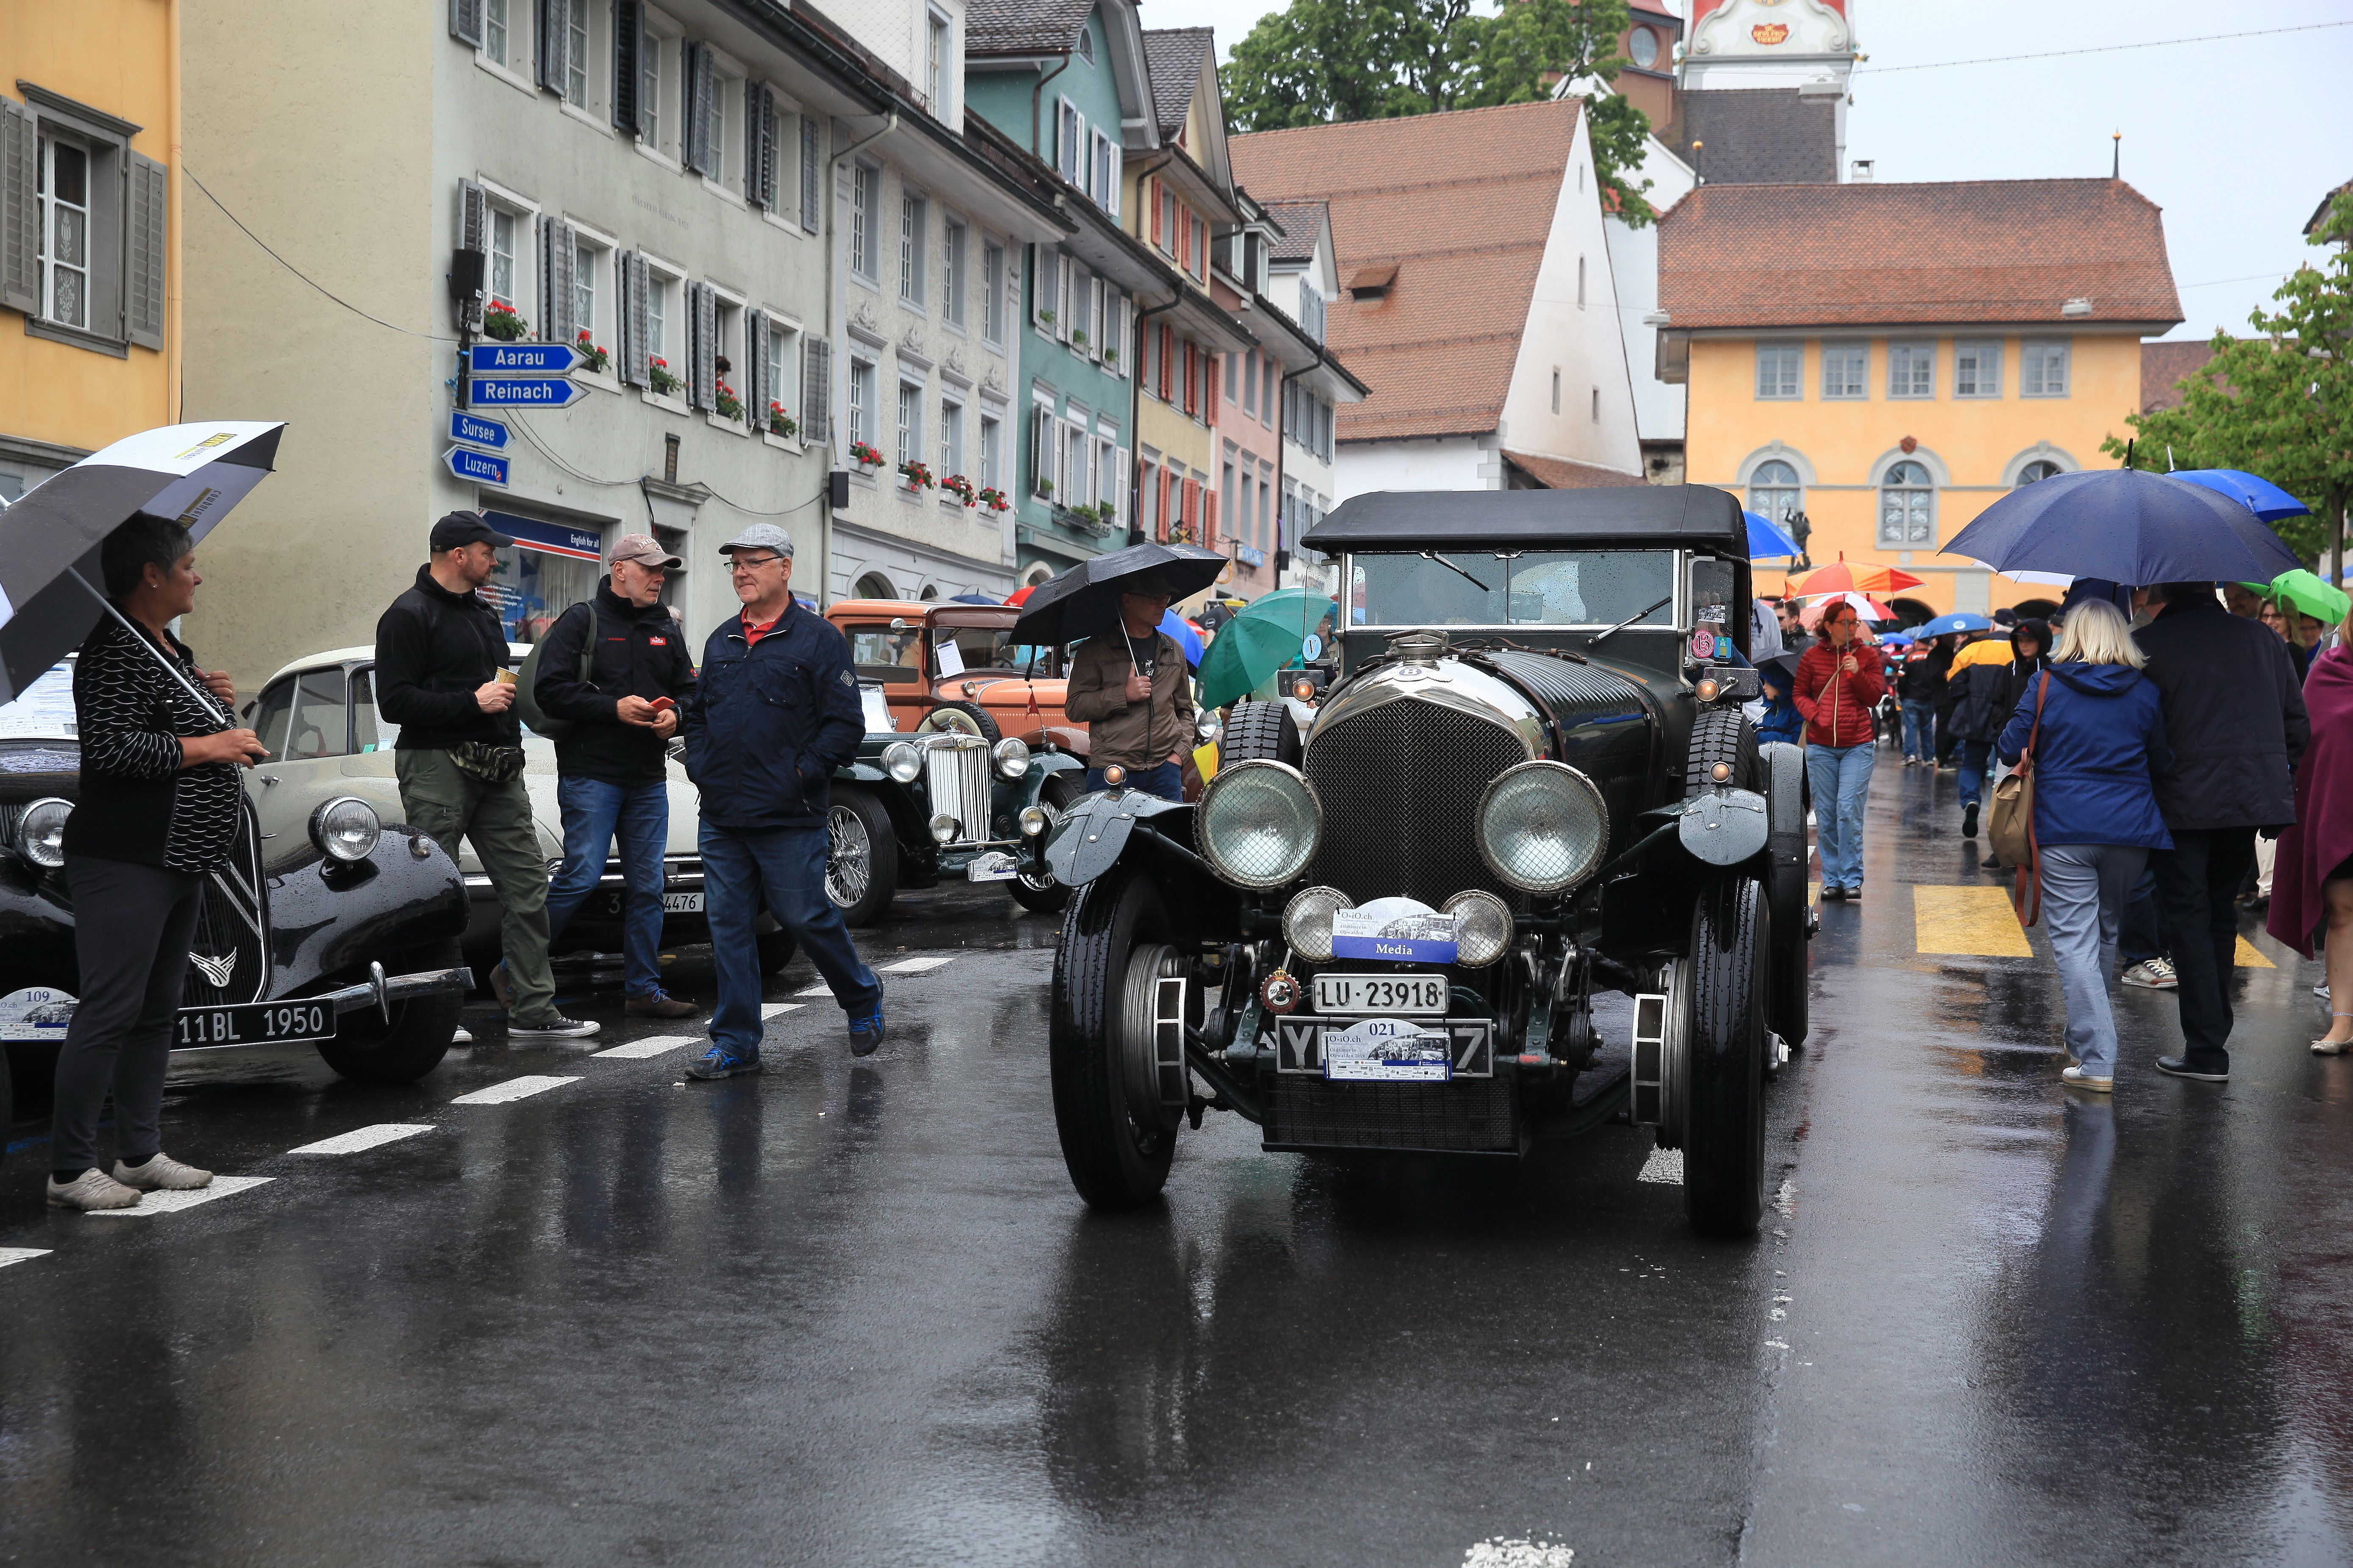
[1673,0,1860,185]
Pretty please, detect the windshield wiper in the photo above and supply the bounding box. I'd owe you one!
[1587,594,1674,648]
[1420,550,1491,593]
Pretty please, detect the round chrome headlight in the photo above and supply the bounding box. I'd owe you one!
[311,796,381,863]
[17,796,72,869]
[928,811,959,844]
[1281,884,1353,963]
[884,741,923,784]
[993,737,1031,779]
[1196,712,1223,745]
[1443,889,1514,968]
[1476,761,1609,895]
[1018,804,1050,837]
[1195,759,1321,889]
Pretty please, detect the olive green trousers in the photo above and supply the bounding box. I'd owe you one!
[395,748,557,1025]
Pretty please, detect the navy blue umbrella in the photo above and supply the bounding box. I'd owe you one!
[1944,469,2300,586]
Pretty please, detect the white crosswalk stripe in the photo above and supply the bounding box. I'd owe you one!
[1637,1147,1684,1185]
[760,1003,804,1018]
[287,1124,435,1155]
[0,1248,53,1268]
[88,1175,275,1217]
[593,1035,698,1059]
[878,955,960,973]
[449,1076,580,1105]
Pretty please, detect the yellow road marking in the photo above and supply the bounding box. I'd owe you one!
[1913,885,2032,957]
[2235,936,2274,970]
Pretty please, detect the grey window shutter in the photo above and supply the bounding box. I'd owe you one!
[688,280,716,409]
[536,0,567,92]
[126,152,166,349]
[744,308,768,425]
[682,43,712,175]
[799,115,821,231]
[802,335,830,446]
[456,179,488,331]
[619,250,649,387]
[0,96,37,316]
[744,85,769,208]
[612,0,641,134]
[450,0,484,46]
[544,218,577,346]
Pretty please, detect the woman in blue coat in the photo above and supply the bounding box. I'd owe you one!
[1996,598,2174,1092]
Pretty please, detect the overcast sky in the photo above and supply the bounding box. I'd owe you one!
[1180,0,2353,342]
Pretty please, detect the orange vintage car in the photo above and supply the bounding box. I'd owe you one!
[824,600,1087,756]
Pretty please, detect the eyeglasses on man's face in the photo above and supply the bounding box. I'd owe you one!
[727,552,786,574]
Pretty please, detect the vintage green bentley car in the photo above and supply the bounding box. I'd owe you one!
[1041,486,1812,1236]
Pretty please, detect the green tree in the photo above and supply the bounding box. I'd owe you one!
[1220,0,1655,224]
[2106,194,2353,577]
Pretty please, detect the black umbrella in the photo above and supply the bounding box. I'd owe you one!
[1011,541,1228,645]
[0,421,284,703]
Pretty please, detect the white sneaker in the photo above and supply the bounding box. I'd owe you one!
[47,1169,142,1210]
[2121,958,2178,990]
[114,1152,214,1192]
[2061,1066,2114,1093]
[509,1015,600,1041]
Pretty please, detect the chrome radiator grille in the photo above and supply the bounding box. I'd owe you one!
[183,806,268,1008]
[923,739,993,846]
[1301,697,1531,906]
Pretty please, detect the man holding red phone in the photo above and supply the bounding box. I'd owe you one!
[533,533,701,1018]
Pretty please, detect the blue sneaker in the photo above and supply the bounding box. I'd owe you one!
[848,1008,885,1057]
[685,1044,763,1080]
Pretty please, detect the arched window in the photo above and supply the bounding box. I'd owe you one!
[853,571,897,600]
[1878,460,1935,547]
[2015,459,2063,487]
[1748,459,1801,524]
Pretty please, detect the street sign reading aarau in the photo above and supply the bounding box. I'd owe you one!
[469,376,589,408]
[469,342,582,374]
[450,410,510,449]
[444,446,511,486]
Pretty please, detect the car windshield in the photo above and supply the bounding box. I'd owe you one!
[1349,550,1677,628]
[0,661,77,741]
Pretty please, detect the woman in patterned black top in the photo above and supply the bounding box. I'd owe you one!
[45,515,269,1212]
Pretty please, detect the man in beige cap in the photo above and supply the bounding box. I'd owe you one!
[530,532,701,1017]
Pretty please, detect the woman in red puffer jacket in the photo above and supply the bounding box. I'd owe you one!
[1794,601,1888,901]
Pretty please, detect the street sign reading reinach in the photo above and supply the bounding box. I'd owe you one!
[469,342,581,374]
[470,377,589,408]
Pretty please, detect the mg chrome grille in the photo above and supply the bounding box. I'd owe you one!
[183,804,268,1008]
[923,739,993,846]
[1301,697,1530,906]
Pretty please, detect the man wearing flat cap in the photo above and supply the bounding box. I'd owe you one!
[375,512,596,1041]
[531,533,700,1019]
[677,523,882,1077]
[1065,573,1196,801]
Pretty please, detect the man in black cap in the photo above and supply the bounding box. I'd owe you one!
[1065,573,1197,801]
[375,512,596,1041]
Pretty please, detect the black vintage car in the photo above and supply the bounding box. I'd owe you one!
[0,662,472,1156]
[1041,486,1811,1236]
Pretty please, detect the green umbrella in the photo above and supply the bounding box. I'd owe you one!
[1234,587,1338,635]
[1198,613,1321,709]
[2239,568,2351,626]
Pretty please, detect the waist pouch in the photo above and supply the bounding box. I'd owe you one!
[449,742,527,784]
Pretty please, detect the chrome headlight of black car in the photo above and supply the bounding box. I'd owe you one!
[310,797,382,863]
[1443,889,1515,967]
[16,796,72,869]
[1196,759,1321,889]
[992,737,1031,779]
[1477,761,1608,895]
[882,741,923,784]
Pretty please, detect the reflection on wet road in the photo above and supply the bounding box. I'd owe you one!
[3,761,2350,1566]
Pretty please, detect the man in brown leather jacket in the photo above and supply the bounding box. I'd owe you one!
[1064,578,1197,801]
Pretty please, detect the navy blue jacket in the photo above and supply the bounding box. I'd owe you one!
[2133,592,2308,829]
[1997,662,2174,851]
[681,601,863,830]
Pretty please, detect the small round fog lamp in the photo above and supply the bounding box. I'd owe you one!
[1281,884,1354,964]
[1019,805,1050,837]
[1695,676,1721,703]
[929,812,959,844]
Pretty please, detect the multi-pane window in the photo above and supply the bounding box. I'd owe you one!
[849,358,875,443]
[489,209,519,311]
[1058,101,1083,187]
[939,400,963,479]
[640,31,663,149]
[486,0,510,63]
[573,242,597,347]
[1888,342,1935,398]
[982,241,1004,343]
[980,414,1001,489]
[1955,341,2002,398]
[1821,344,1867,399]
[850,165,878,279]
[37,137,89,330]
[1878,460,1935,546]
[1243,351,1258,415]
[944,219,967,328]
[646,272,669,361]
[766,323,791,420]
[1092,132,1120,216]
[1754,343,1800,399]
[899,193,926,305]
[1748,459,1801,525]
[2022,341,2070,397]
[2015,459,2064,486]
[1160,188,1179,257]
[896,382,922,467]
[566,3,590,101]
[926,12,950,113]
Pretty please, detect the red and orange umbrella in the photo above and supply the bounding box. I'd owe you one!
[1788,555,1924,597]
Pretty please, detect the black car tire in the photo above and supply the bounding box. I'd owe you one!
[918,700,1002,743]
[826,787,898,926]
[1220,698,1301,767]
[1684,706,1759,795]
[0,1047,11,1170]
[1050,863,1181,1208]
[1007,776,1077,914]
[314,941,465,1086]
[1683,876,1768,1237]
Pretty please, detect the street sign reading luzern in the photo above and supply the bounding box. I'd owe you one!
[444,446,511,486]
[469,342,582,374]
[469,377,589,408]
[449,410,510,449]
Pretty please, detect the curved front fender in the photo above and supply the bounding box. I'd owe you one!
[1044,789,1189,887]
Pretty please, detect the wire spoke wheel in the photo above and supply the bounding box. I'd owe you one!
[828,803,872,906]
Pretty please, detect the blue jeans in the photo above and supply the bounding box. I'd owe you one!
[544,776,670,999]
[1956,739,1994,809]
[2040,843,2146,1075]
[701,819,882,1056]
[1806,742,1875,890]
[1900,699,1935,760]
[1084,761,1181,801]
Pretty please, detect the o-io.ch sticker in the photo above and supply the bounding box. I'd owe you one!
[0,986,78,1041]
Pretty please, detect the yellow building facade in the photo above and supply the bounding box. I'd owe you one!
[1685,330,2148,616]
[0,0,179,496]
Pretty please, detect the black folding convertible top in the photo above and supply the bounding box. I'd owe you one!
[1304,485,1749,554]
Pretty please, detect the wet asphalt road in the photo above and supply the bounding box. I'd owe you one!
[4,759,2351,1567]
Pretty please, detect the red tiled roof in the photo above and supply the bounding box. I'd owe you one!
[1504,451,1648,489]
[1231,99,1584,442]
[1657,178,2183,330]
[2140,338,2227,413]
